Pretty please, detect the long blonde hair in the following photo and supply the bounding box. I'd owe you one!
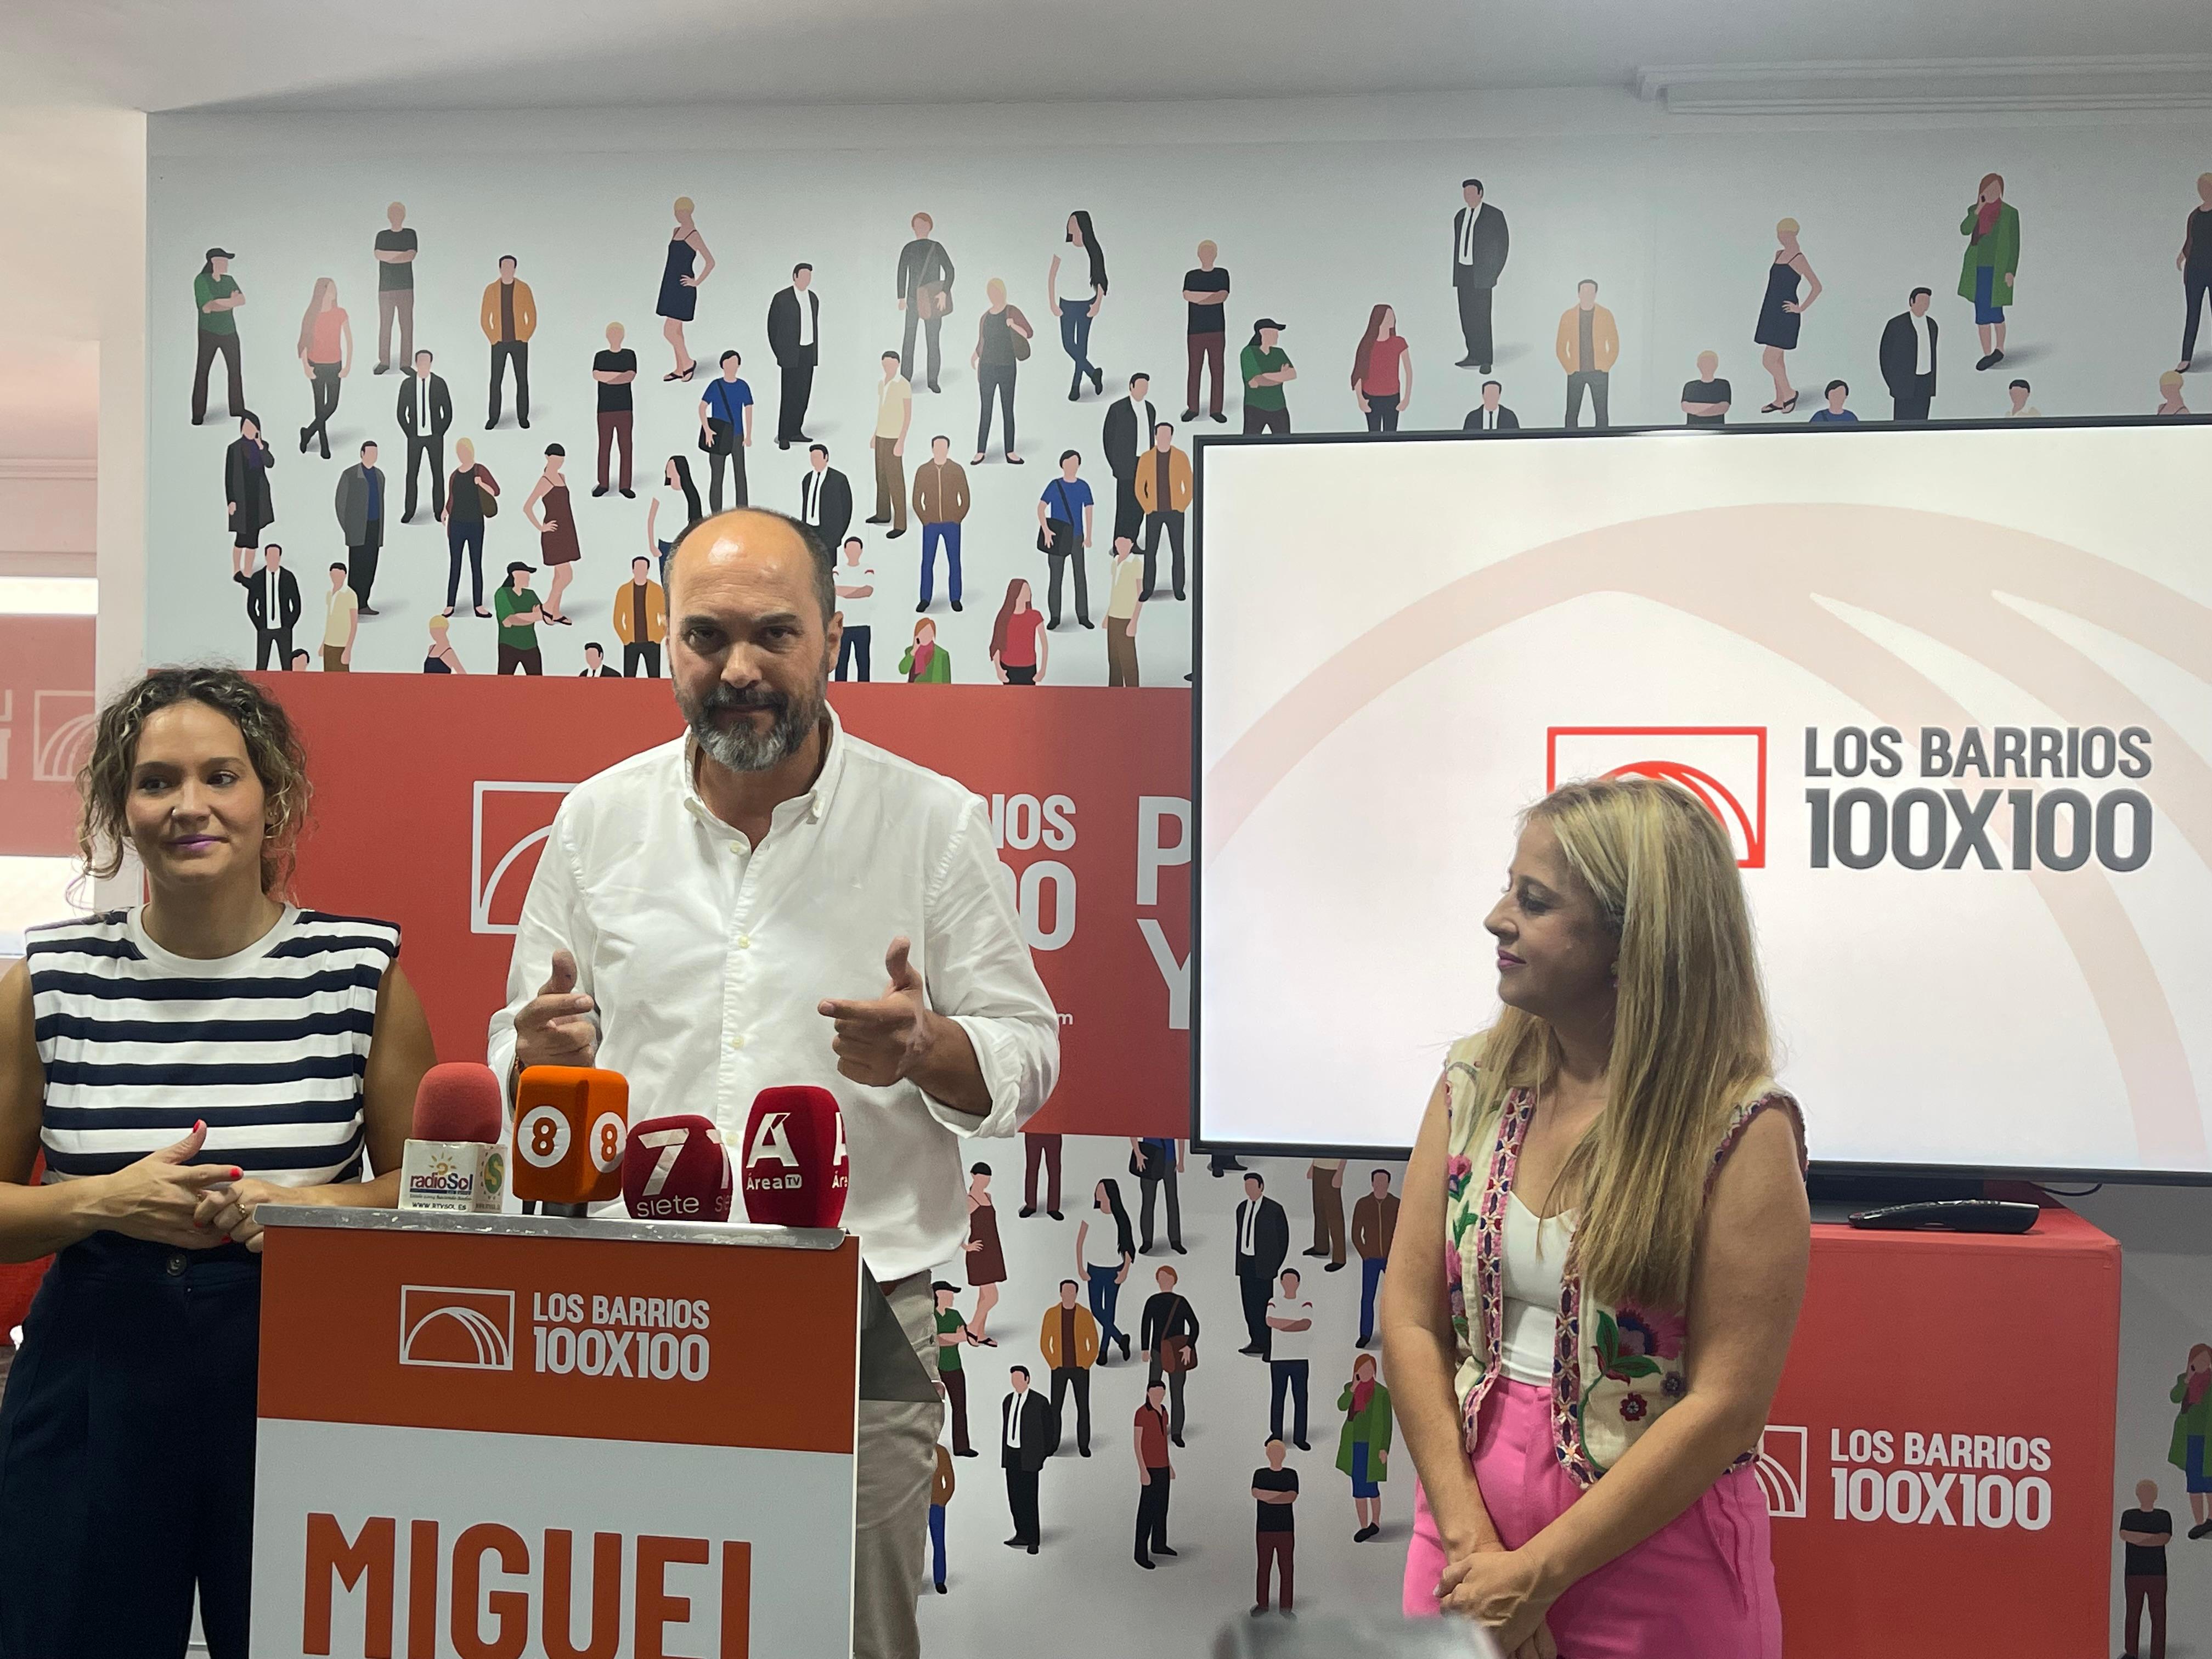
[1466,776,1773,1309]
[297,276,337,358]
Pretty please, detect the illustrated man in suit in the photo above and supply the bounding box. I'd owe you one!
[332,441,387,612]
[234,543,301,670]
[1039,1279,1100,1459]
[578,642,619,678]
[1234,1172,1290,1357]
[396,348,452,522]
[1101,373,1157,544]
[1001,1366,1053,1554]
[799,444,852,559]
[1463,380,1520,432]
[1880,287,1940,421]
[1452,178,1510,373]
[766,263,822,449]
[896,212,955,392]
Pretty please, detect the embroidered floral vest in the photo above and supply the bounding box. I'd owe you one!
[1441,1034,1805,1488]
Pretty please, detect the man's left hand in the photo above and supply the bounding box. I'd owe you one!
[819,937,933,1086]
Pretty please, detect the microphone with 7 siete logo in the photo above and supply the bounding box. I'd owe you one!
[740,1086,849,1228]
[512,1065,629,1217]
[620,1115,735,1221]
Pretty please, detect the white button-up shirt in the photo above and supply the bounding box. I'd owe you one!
[487,709,1060,1280]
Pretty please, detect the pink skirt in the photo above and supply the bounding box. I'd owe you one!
[1402,1378,1781,1657]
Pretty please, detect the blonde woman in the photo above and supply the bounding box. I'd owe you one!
[422,613,466,674]
[654,196,715,382]
[1752,218,1821,414]
[296,277,352,459]
[1384,777,1809,1657]
[970,279,1034,464]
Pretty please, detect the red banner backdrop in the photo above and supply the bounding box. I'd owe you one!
[0,616,97,857]
[262,676,1190,1137]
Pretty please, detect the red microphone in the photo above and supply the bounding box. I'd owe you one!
[399,1063,507,1212]
[514,1065,629,1216]
[740,1086,849,1228]
[620,1115,734,1221]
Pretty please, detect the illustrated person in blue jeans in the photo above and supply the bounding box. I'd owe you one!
[929,1443,953,1594]
[1076,1178,1136,1364]
[1351,1167,1397,1348]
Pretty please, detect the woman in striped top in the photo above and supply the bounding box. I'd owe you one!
[0,667,435,1659]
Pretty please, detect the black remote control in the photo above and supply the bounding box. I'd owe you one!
[1847,1199,2040,1234]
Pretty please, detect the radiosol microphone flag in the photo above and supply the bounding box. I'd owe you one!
[398,1062,507,1212]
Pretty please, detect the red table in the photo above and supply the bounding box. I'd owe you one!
[1766,1202,2117,1657]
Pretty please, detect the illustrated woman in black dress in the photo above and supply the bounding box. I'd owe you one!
[656,196,716,383]
[1753,217,1822,415]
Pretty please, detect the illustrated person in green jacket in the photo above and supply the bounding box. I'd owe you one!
[1337,1351,1393,1542]
[1958,172,2021,374]
[2172,1341,2212,1538]
[900,616,952,683]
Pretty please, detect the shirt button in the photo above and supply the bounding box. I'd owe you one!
[737,935,752,950]
[729,1035,747,1051]
[729,842,744,854]
[165,1253,187,1277]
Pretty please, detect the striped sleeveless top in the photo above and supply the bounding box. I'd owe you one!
[25,907,399,1188]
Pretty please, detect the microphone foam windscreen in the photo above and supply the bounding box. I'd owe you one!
[622,1115,734,1222]
[411,1062,506,1143]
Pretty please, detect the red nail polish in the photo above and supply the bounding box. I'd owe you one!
[193,1119,206,1133]
[230,1167,244,1180]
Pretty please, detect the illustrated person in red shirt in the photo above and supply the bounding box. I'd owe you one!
[1133,1380,1177,1568]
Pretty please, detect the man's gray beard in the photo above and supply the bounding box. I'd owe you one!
[679,676,823,773]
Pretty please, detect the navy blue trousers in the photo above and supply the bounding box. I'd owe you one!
[0,1234,262,1659]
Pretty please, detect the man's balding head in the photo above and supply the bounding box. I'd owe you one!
[666,508,835,623]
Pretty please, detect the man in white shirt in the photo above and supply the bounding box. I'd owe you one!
[1879,286,1939,422]
[490,505,1060,1659]
[834,534,878,683]
[1265,1268,1316,1451]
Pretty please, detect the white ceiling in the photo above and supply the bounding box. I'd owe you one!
[5,0,2209,111]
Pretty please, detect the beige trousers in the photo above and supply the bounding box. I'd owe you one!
[853,1272,940,1659]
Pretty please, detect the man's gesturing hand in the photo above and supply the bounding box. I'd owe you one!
[514,948,598,1072]
[818,937,934,1087]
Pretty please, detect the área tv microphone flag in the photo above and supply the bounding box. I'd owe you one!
[514,1065,629,1215]
[741,1086,849,1228]
[398,1062,507,1212]
[621,1115,735,1221]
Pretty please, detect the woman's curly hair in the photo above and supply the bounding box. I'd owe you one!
[76,667,312,899]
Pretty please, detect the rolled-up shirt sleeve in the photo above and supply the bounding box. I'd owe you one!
[919,798,1060,1139]
[485,805,599,1111]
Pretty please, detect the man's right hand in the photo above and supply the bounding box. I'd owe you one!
[514,948,597,1071]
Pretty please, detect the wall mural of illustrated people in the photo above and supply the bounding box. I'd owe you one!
[972,278,1032,464]
[933,1280,981,1459]
[1252,1437,1300,1617]
[2118,1476,2172,1659]
[1959,171,2021,372]
[578,642,617,679]
[696,349,753,512]
[988,579,1046,686]
[396,348,452,522]
[288,648,312,672]
[1681,349,1731,426]
[234,541,299,670]
[963,1163,1006,1338]
[223,411,275,580]
[1138,1263,1198,1444]
[903,615,952,682]
[319,562,358,672]
[1077,1177,1137,1364]
[481,255,536,430]
[591,322,637,498]
[1351,1167,1397,1348]
[1241,318,1296,435]
[1104,536,1143,686]
[655,197,714,383]
[524,443,582,628]
[870,352,913,538]
[912,436,968,614]
[1001,1366,1052,1554]
[1555,279,1617,429]
[1036,450,1094,630]
[1304,1156,1347,1272]
[493,560,545,675]
[1808,379,1857,424]
[1182,240,1232,423]
[440,437,500,619]
[1451,177,1510,373]
[1133,423,1192,604]
[1101,373,1157,544]
[2179,172,2212,371]
[1234,1171,1290,1357]
[798,444,853,568]
[1266,1267,1315,1449]
[645,453,703,591]
[422,610,465,673]
[2155,368,2191,415]
[928,1443,954,1595]
[1880,286,1939,421]
[295,276,351,460]
[1464,379,1519,432]
[2007,377,2039,417]
[191,247,247,425]
[1338,1351,1394,1542]
[767,263,820,445]
[896,211,956,393]
[1351,304,1413,433]
[1753,218,1822,414]
[1038,1277,1099,1456]
[1020,1131,1062,1221]
[2171,1341,2212,1538]
[614,553,668,680]
[1132,1379,1177,1570]
[833,535,877,684]
[333,439,386,613]
[1130,1135,1182,1254]
[372,202,417,374]
[1049,210,1109,402]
